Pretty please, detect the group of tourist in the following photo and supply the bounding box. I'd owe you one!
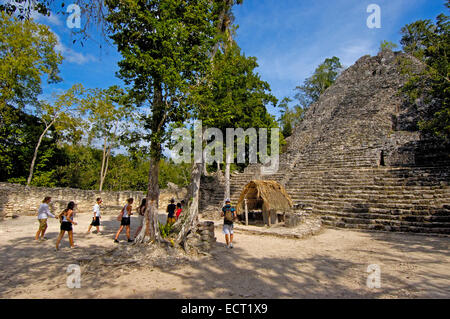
[35,196,184,250]
[35,197,80,250]
[35,196,150,250]
[166,198,184,225]
[112,197,158,243]
[35,195,237,250]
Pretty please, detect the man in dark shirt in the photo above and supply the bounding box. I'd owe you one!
[221,199,236,249]
[167,198,177,225]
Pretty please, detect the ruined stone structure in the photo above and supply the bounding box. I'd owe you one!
[0,182,144,220]
[201,50,450,234]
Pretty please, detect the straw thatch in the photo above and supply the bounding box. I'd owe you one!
[236,180,293,215]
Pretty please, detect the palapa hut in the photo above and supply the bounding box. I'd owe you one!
[236,180,293,227]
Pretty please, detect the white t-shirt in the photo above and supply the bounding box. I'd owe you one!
[37,203,55,220]
[93,204,101,217]
[122,204,130,218]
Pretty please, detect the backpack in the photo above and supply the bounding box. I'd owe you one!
[58,210,66,224]
[223,206,234,224]
[117,206,124,221]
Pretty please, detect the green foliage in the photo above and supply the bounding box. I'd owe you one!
[0,2,215,192]
[81,86,133,144]
[203,43,278,129]
[278,97,304,138]
[280,57,342,138]
[158,221,173,239]
[0,11,62,112]
[0,106,63,182]
[159,159,191,189]
[54,144,102,190]
[0,1,51,20]
[294,56,343,108]
[79,85,136,190]
[399,6,450,140]
[105,0,219,149]
[380,40,399,52]
[189,42,280,165]
[0,11,64,184]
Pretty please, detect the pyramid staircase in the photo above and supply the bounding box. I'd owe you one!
[200,145,450,235]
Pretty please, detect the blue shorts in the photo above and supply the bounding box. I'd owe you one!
[223,224,234,235]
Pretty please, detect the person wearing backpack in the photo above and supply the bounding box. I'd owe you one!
[221,199,236,249]
[166,198,177,225]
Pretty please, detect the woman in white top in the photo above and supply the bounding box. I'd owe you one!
[35,197,58,241]
[87,197,102,234]
[114,198,134,243]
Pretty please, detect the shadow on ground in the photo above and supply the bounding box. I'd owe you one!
[1,221,449,299]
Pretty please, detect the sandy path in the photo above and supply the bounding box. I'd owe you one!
[0,213,449,299]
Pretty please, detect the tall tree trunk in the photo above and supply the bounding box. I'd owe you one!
[99,136,108,191]
[148,154,160,203]
[135,83,164,244]
[216,161,221,174]
[100,145,112,191]
[26,120,54,187]
[203,148,208,176]
[211,0,234,59]
[147,150,162,242]
[99,121,118,191]
[135,198,160,243]
[224,161,230,201]
[175,162,202,245]
[202,126,208,176]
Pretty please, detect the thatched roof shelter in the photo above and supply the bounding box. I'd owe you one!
[236,180,293,215]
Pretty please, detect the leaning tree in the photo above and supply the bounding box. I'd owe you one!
[105,0,241,245]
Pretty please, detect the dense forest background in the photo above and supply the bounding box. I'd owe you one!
[0,1,448,192]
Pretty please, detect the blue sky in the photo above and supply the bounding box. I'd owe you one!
[29,0,447,118]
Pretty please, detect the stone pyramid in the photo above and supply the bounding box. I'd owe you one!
[201,50,450,234]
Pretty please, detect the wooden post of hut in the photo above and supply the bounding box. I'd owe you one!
[262,201,271,227]
[244,198,249,226]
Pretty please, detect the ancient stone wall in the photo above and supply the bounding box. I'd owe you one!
[0,182,145,220]
[0,182,190,221]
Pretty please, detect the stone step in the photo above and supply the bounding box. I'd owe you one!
[321,219,450,234]
[288,189,447,196]
[316,210,450,224]
[293,199,446,211]
[289,196,447,205]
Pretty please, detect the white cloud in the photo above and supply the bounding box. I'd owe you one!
[53,31,97,65]
[30,10,63,26]
[338,40,377,68]
[5,2,95,65]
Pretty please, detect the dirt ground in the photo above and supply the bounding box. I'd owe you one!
[0,213,449,299]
